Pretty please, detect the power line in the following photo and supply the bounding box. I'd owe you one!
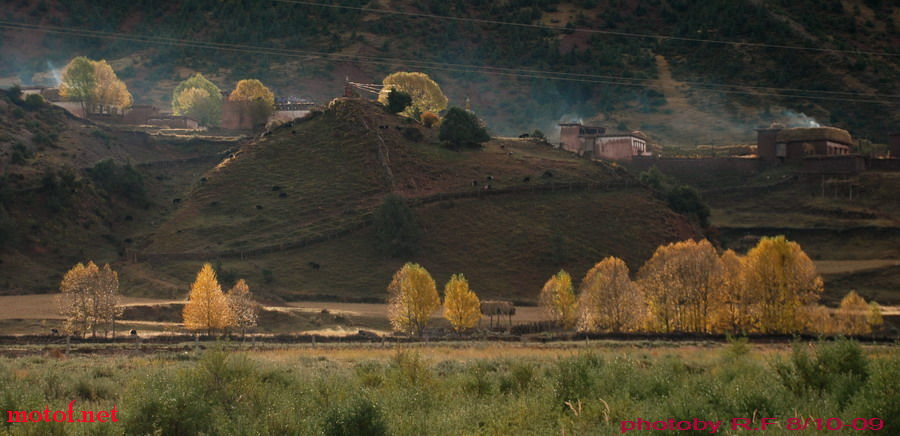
[272,0,900,57]
[1,20,897,105]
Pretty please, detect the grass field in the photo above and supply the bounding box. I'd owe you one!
[0,339,896,435]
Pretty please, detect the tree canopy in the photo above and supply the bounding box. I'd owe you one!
[387,263,440,336]
[173,73,223,126]
[377,72,448,118]
[539,269,578,329]
[443,274,481,333]
[183,263,234,335]
[439,107,490,149]
[373,194,422,257]
[229,79,275,126]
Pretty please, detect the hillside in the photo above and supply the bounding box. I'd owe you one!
[1,0,898,145]
[0,88,237,293]
[118,98,700,302]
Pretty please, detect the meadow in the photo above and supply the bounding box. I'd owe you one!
[0,339,897,435]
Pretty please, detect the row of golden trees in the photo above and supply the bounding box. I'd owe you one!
[59,262,259,337]
[388,263,481,335]
[539,236,883,335]
[60,57,275,127]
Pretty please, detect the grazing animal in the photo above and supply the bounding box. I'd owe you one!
[256,205,263,210]
[308,261,321,270]
[50,328,59,336]
[486,175,494,181]
[291,130,297,134]
[483,184,492,190]
[173,198,182,204]
[542,170,554,178]
[130,329,138,336]
[480,300,516,329]
[472,180,479,187]
[500,144,506,149]
[518,133,530,138]
[523,176,531,182]
[279,192,288,198]
[272,186,281,191]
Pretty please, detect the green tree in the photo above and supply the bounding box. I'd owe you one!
[384,89,412,114]
[373,194,422,257]
[439,107,490,149]
[173,73,223,126]
[60,56,97,115]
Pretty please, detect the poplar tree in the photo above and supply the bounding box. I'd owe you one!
[226,279,259,338]
[743,236,823,333]
[442,274,481,333]
[387,263,440,336]
[378,72,448,118]
[577,257,643,333]
[183,263,234,336]
[539,269,578,329]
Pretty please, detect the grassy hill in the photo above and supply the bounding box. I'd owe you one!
[0,89,236,293]
[1,0,897,144]
[128,98,699,302]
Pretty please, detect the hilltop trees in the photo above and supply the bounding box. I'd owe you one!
[387,263,440,336]
[373,194,422,257]
[577,257,643,333]
[539,270,578,329]
[60,56,132,115]
[442,274,481,333]
[439,107,490,149]
[378,72,448,118]
[60,57,96,115]
[57,261,123,337]
[384,89,412,114]
[173,73,223,126]
[229,79,275,126]
[183,263,234,336]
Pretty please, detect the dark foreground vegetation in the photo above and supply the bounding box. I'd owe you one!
[0,339,896,435]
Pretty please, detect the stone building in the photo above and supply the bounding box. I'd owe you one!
[756,124,855,162]
[558,123,650,161]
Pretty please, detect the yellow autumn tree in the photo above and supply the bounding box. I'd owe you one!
[714,249,756,333]
[229,78,275,125]
[743,236,823,333]
[387,263,441,335]
[637,239,723,333]
[183,263,234,336]
[442,274,481,333]
[226,279,259,338]
[377,72,448,118]
[539,269,578,329]
[577,257,643,332]
[57,261,123,338]
[837,291,873,335]
[92,60,131,114]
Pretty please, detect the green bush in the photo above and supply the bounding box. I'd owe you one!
[324,396,388,436]
[385,89,412,114]
[23,93,44,110]
[439,107,490,149]
[373,194,422,257]
[88,159,148,206]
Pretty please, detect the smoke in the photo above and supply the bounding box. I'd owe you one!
[46,61,62,86]
[780,110,821,128]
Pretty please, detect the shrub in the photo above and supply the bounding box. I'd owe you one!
[10,143,32,165]
[373,194,422,257]
[88,159,148,206]
[775,339,868,403]
[385,89,412,114]
[420,111,439,127]
[324,396,388,436]
[439,107,489,149]
[23,93,44,110]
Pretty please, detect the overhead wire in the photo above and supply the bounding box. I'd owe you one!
[272,0,900,57]
[0,20,897,105]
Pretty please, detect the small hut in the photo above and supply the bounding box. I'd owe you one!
[480,300,516,329]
